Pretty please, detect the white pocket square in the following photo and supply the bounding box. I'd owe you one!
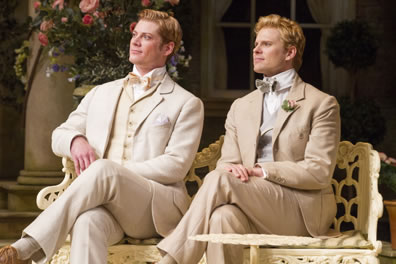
[153,114,170,126]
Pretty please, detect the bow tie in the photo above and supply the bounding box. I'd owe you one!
[256,77,277,93]
[127,73,151,90]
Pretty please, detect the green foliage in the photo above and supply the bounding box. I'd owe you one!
[339,97,386,146]
[380,162,396,194]
[24,0,190,87]
[326,20,378,74]
[0,0,29,106]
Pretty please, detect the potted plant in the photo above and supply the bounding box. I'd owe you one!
[326,19,378,101]
[325,20,385,146]
[379,152,396,249]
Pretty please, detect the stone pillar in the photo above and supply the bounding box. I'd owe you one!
[17,1,74,185]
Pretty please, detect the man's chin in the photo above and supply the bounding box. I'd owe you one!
[129,57,140,65]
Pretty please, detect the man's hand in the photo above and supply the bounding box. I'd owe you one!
[224,164,250,182]
[224,164,265,182]
[70,136,97,175]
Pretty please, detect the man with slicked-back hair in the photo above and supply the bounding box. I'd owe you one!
[0,9,203,264]
[158,14,340,264]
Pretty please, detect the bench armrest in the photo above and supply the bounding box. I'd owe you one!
[36,157,77,210]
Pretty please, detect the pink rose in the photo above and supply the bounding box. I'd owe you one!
[33,1,41,10]
[40,20,54,32]
[129,22,137,33]
[79,0,100,13]
[141,0,151,7]
[52,0,64,10]
[82,14,94,25]
[165,0,179,6]
[38,32,48,46]
[61,17,68,23]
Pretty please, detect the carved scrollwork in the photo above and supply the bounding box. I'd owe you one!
[185,136,224,190]
[257,255,377,264]
[36,157,77,210]
[49,244,70,264]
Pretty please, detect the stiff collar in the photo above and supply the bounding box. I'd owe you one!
[262,68,296,92]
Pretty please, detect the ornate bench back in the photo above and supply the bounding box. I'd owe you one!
[333,141,382,243]
[38,136,382,246]
[185,138,383,244]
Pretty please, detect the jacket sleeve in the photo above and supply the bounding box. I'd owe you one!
[257,96,341,190]
[51,87,98,158]
[124,96,204,185]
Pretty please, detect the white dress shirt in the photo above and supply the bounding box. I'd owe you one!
[258,68,296,178]
[262,68,296,116]
[131,65,167,100]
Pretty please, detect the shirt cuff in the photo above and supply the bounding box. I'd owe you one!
[254,164,268,179]
[261,167,268,179]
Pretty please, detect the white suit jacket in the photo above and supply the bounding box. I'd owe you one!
[52,73,204,236]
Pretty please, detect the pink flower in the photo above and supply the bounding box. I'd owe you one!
[38,32,48,46]
[165,0,179,6]
[33,1,41,10]
[82,14,94,25]
[379,152,396,166]
[129,22,137,33]
[61,17,68,23]
[79,0,100,13]
[52,0,65,10]
[141,0,151,7]
[40,20,54,32]
[281,99,298,112]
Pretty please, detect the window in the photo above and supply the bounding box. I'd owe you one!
[201,0,334,105]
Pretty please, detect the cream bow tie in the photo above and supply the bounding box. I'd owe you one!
[127,72,151,90]
[256,77,277,93]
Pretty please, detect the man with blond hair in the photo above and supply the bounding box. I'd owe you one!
[158,14,340,264]
[0,9,203,264]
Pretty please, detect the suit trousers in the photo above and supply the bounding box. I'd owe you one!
[23,159,158,264]
[158,169,309,264]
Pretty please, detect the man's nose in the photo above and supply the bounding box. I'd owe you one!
[131,36,140,46]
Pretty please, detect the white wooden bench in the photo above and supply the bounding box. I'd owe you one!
[36,137,383,263]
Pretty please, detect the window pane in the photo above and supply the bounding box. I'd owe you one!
[295,0,316,23]
[256,0,290,20]
[222,27,251,90]
[299,28,322,89]
[221,0,251,23]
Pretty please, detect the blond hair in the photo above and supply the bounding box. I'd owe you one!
[138,9,182,59]
[255,14,305,70]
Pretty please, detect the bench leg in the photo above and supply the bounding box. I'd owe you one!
[250,245,259,264]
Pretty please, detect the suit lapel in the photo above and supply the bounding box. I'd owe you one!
[134,74,174,131]
[272,75,305,144]
[99,79,124,157]
[246,90,263,166]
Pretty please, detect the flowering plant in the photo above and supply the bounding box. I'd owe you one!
[281,99,297,112]
[15,0,190,88]
[379,152,396,194]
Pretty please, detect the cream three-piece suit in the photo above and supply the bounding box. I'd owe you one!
[23,73,204,263]
[158,74,341,264]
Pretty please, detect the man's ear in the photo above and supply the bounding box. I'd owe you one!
[285,46,297,61]
[163,42,175,57]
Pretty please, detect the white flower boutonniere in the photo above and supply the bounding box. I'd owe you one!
[281,100,298,112]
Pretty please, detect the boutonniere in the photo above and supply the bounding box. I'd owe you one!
[281,99,298,112]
